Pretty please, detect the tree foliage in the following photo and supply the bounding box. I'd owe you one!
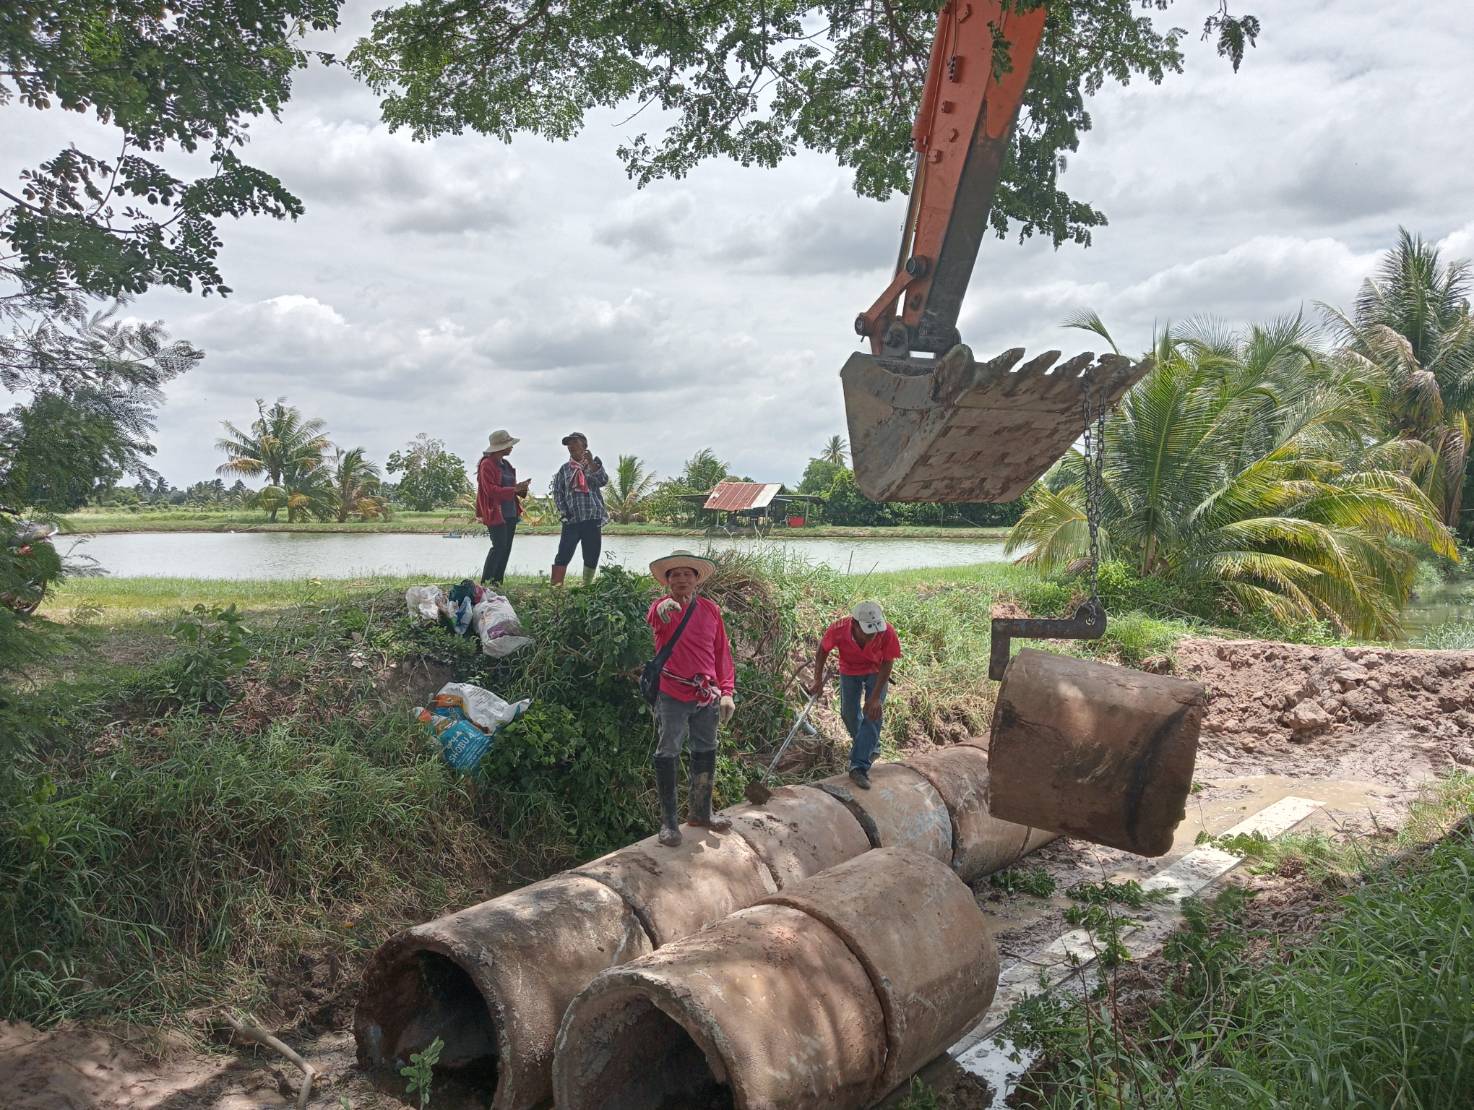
[386,433,471,511]
[1006,313,1457,638]
[349,1,1258,247]
[1,0,338,299]
[330,446,388,522]
[604,454,658,523]
[1325,228,1474,532]
[215,398,333,523]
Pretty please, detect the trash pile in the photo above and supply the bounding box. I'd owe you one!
[413,681,532,773]
[404,579,533,658]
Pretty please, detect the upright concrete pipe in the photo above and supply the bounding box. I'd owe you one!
[356,749,1057,1109]
[552,848,998,1109]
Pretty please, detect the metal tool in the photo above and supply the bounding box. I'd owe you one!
[743,689,822,806]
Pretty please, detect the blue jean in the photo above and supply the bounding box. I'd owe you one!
[839,672,886,772]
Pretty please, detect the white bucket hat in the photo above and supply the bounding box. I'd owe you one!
[484,429,519,454]
[649,549,717,586]
[852,601,887,635]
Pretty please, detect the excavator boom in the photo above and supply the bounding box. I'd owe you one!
[845,0,1150,503]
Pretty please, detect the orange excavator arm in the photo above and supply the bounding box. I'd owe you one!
[856,0,1048,359]
[842,1,1151,504]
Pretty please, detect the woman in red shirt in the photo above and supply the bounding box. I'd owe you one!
[475,429,530,586]
[810,601,902,790]
[646,549,736,847]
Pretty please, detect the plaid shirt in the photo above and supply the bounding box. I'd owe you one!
[552,458,609,524]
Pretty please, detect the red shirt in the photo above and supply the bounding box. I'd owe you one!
[476,455,519,526]
[646,595,736,702]
[820,617,902,676]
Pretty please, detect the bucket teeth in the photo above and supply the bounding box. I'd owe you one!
[843,345,1152,503]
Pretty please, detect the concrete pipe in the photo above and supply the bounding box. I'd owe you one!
[759,848,999,1099]
[904,742,1059,880]
[353,874,652,1110]
[808,763,952,863]
[724,784,873,889]
[571,826,779,946]
[552,847,997,1110]
[989,648,1207,856]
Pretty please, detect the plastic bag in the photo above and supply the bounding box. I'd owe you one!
[405,585,452,623]
[472,593,533,658]
[453,596,475,636]
[433,682,531,735]
[413,706,494,773]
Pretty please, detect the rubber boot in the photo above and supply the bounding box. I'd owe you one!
[685,749,731,831]
[654,756,682,847]
[582,565,597,586]
[550,564,567,587]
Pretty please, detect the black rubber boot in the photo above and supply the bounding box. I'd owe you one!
[654,756,682,847]
[685,749,731,831]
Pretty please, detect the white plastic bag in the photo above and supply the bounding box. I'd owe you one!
[472,593,532,658]
[432,682,531,735]
[405,585,452,623]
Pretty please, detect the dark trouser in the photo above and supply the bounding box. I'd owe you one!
[553,519,603,569]
[840,672,886,772]
[482,521,517,584]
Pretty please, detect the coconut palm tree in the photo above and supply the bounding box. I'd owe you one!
[1007,314,1456,639]
[1325,229,1474,529]
[330,447,388,522]
[819,435,849,466]
[215,399,332,522]
[605,455,658,523]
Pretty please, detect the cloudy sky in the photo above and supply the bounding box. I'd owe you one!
[8,0,1474,491]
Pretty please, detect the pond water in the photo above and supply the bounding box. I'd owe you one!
[67,531,1010,581]
[1401,580,1474,642]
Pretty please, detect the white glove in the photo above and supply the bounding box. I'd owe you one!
[719,695,736,725]
[656,597,682,623]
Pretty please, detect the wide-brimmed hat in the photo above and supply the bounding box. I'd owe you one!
[649,549,716,586]
[484,429,519,454]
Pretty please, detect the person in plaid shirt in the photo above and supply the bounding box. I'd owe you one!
[549,431,608,586]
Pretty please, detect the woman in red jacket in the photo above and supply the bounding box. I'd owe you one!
[476,429,530,585]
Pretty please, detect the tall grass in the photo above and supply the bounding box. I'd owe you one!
[1009,775,1474,1109]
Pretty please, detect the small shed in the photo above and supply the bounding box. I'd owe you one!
[697,481,823,528]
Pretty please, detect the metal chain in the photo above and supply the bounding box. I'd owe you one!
[1080,371,1106,605]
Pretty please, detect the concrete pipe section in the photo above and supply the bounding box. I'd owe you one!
[723,784,873,889]
[807,763,953,863]
[570,826,780,947]
[903,742,1058,880]
[553,847,997,1110]
[353,874,651,1110]
[989,647,1207,856]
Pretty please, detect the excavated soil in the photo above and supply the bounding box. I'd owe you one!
[7,636,1471,1109]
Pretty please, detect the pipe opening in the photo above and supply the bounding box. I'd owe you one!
[563,993,733,1110]
[359,950,498,1095]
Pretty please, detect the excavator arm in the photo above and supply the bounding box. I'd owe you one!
[843,0,1151,503]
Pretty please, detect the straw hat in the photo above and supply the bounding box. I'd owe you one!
[484,429,519,454]
[649,549,716,586]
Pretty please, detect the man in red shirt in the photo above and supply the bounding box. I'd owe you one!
[811,601,902,790]
[647,549,737,847]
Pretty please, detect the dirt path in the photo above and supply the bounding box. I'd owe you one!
[7,636,1470,1109]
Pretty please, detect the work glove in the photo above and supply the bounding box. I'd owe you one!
[656,597,682,623]
[719,695,736,725]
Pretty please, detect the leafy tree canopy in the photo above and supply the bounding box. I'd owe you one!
[1,0,339,299]
[387,433,471,511]
[349,1,1260,247]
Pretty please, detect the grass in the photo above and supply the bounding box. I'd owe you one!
[54,506,1011,540]
[1008,774,1474,1109]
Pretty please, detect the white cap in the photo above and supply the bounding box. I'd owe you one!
[852,601,886,635]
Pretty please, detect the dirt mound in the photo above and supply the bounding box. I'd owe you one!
[1175,638,1474,784]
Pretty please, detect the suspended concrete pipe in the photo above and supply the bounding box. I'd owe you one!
[552,847,998,1110]
[355,750,1062,1109]
[988,648,1207,856]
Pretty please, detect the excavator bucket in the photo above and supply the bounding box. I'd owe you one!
[843,344,1151,503]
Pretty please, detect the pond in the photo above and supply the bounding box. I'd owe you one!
[65,531,1010,581]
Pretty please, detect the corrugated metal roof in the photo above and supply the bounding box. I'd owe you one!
[703,481,783,512]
